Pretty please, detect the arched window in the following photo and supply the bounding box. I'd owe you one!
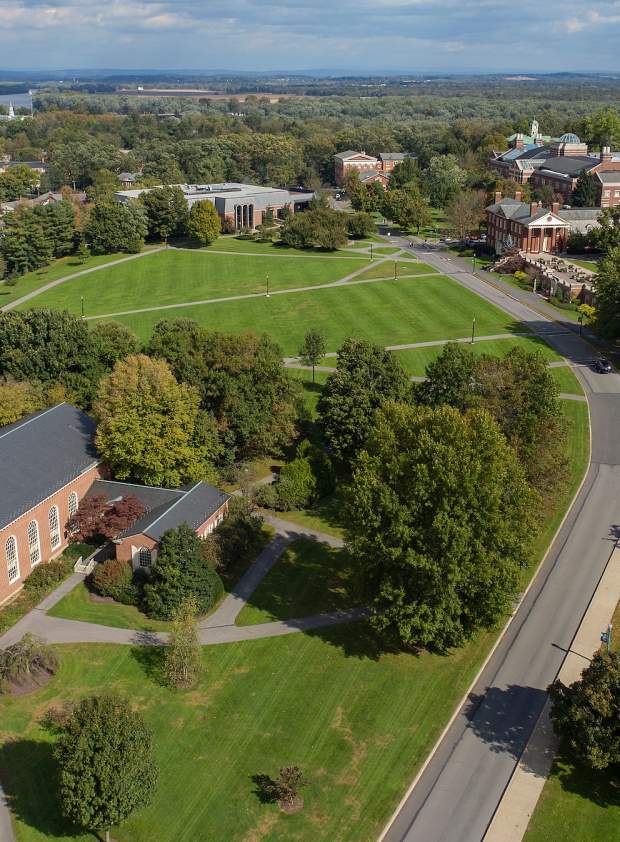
[27,520,40,566]
[48,505,61,550]
[5,536,19,584]
[68,491,78,518]
[138,547,152,568]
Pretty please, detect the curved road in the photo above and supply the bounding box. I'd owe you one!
[382,243,620,842]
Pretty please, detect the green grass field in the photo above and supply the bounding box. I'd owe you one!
[550,366,585,395]
[204,236,356,257]
[92,275,523,354]
[0,251,146,307]
[354,260,437,281]
[20,249,372,318]
[389,335,560,376]
[0,630,496,842]
[47,582,173,632]
[236,539,357,625]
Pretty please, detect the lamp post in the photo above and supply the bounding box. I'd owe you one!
[266,273,270,298]
[80,296,84,319]
[394,261,398,280]
[370,242,373,262]
[471,315,476,344]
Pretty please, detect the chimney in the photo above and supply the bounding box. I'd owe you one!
[601,146,612,163]
[495,191,502,204]
[552,201,560,214]
[530,201,539,217]
[514,190,522,202]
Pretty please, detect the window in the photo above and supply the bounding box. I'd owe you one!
[27,520,40,566]
[48,505,61,550]
[138,547,152,568]
[68,491,78,518]
[5,536,19,584]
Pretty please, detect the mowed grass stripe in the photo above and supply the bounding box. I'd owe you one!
[18,249,372,317]
[96,275,524,355]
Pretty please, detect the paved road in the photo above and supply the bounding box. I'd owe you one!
[382,241,620,842]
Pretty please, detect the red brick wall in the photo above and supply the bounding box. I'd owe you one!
[0,463,104,607]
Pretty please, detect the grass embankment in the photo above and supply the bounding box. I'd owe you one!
[0,544,94,635]
[236,538,357,625]
[525,594,620,842]
[20,249,372,317]
[93,274,524,353]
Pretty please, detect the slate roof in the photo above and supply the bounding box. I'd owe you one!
[536,157,598,178]
[117,481,230,541]
[558,208,602,222]
[486,198,570,226]
[334,150,377,161]
[597,171,620,183]
[88,480,183,512]
[379,152,406,161]
[358,169,390,183]
[0,404,99,532]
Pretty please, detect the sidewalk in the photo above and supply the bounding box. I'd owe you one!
[484,540,620,841]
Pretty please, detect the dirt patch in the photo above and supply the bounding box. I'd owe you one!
[1,667,55,697]
[331,706,368,786]
[183,680,224,707]
[278,795,304,814]
[242,812,278,842]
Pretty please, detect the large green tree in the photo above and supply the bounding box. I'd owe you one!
[383,184,431,232]
[141,186,189,241]
[549,652,620,770]
[94,353,218,486]
[143,523,224,620]
[280,208,348,250]
[187,199,220,245]
[85,200,147,254]
[346,402,537,650]
[592,247,620,340]
[424,154,467,208]
[591,206,620,252]
[571,172,600,208]
[36,200,77,257]
[318,338,411,464]
[0,207,52,275]
[55,695,157,842]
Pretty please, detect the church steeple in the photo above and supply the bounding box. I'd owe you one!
[8,101,15,119]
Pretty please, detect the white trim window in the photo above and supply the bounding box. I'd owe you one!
[68,491,78,518]
[6,536,20,584]
[48,505,61,550]
[138,547,152,568]
[27,520,41,566]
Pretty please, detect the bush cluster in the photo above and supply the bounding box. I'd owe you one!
[90,558,140,605]
[0,633,59,692]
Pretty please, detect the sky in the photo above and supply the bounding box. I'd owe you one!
[1,0,620,73]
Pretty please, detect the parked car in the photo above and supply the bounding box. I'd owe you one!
[593,358,613,373]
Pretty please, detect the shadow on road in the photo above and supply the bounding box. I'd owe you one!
[464,684,548,775]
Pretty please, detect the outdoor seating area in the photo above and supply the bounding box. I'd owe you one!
[524,254,596,304]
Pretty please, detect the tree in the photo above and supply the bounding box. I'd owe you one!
[424,154,467,207]
[346,402,537,651]
[66,493,109,542]
[36,200,77,257]
[0,633,58,693]
[187,199,220,246]
[444,190,486,240]
[390,157,419,188]
[581,107,620,150]
[94,354,217,487]
[0,164,39,202]
[347,212,375,240]
[141,186,189,242]
[90,558,139,605]
[143,523,224,620]
[0,207,52,275]
[414,342,478,411]
[85,200,147,254]
[317,338,411,464]
[54,694,158,842]
[549,652,620,770]
[592,247,620,340]
[0,381,45,427]
[258,766,309,810]
[255,206,278,241]
[298,328,326,383]
[591,207,620,253]
[99,495,147,540]
[90,321,141,369]
[74,239,90,264]
[383,185,431,232]
[164,597,201,688]
[571,172,599,208]
[280,208,348,250]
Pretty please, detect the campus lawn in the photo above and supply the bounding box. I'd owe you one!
[390,335,560,376]
[47,582,172,632]
[0,629,497,842]
[204,235,356,257]
[354,259,438,281]
[550,366,585,395]
[287,368,332,417]
[94,274,524,354]
[0,251,142,307]
[263,489,347,540]
[236,538,357,625]
[19,249,372,318]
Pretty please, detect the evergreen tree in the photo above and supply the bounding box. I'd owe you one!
[0,208,52,275]
[36,200,77,257]
[85,200,147,254]
[571,172,599,208]
[141,186,189,241]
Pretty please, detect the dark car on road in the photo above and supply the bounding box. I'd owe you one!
[593,358,613,373]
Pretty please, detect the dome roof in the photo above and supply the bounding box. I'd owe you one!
[559,133,581,144]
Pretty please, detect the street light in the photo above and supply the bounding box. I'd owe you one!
[394,261,398,280]
[471,315,476,344]
[266,273,270,298]
[370,242,373,262]
[80,296,84,319]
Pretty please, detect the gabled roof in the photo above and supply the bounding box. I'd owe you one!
[597,171,620,184]
[378,152,407,161]
[0,404,98,532]
[358,169,390,183]
[116,481,230,541]
[558,208,602,221]
[486,198,570,226]
[334,150,377,162]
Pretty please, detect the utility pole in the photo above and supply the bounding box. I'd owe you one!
[471,315,476,344]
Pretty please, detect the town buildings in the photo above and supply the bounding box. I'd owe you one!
[490,127,620,206]
[485,191,601,255]
[115,182,314,230]
[333,150,415,186]
[0,158,49,176]
[0,404,229,606]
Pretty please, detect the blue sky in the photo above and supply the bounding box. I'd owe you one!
[1,0,620,72]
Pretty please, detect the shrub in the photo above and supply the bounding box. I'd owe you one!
[277,458,317,509]
[253,483,280,510]
[217,497,266,565]
[0,633,59,692]
[23,559,73,594]
[90,558,139,605]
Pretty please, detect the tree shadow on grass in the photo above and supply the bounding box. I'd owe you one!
[129,643,166,686]
[306,618,409,662]
[549,745,620,809]
[0,738,87,838]
[250,773,278,805]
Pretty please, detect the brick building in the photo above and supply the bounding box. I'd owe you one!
[485,192,571,255]
[333,150,415,186]
[115,183,314,231]
[0,404,229,606]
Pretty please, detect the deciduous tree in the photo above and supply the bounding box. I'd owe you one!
[298,328,327,383]
[592,247,620,340]
[85,200,147,254]
[187,199,220,246]
[164,597,201,688]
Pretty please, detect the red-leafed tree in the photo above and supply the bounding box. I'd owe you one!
[67,494,145,543]
[100,496,146,539]
[66,494,110,542]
